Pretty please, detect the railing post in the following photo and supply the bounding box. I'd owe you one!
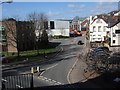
[30,73,33,89]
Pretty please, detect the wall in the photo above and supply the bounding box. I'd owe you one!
[110,22,120,46]
[3,20,18,52]
[48,20,70,37]
[89,18,110,42]
[51,29,69,37]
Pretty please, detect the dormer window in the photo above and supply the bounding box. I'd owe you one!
[96,19,102,23]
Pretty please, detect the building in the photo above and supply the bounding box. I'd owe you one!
[69,17,83,36]
[108,11,120,46]
[89,15,110,43]
[0,22,6,52]
[48,20,71,37]
[2,18,17,52]
[81,18,89,34]
[109,21,120,46]
[1,18,35,52]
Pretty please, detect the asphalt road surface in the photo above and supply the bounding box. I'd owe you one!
[2,36,85,88]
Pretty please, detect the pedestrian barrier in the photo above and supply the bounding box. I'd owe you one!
[2,73,33,90]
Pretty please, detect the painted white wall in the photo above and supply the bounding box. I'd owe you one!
[48,20,70,37]
[51,29,69,37]
[89,18,110,42]
[110,22,120,46]
[54,21,69,29]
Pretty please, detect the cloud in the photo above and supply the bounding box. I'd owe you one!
[67,4,77,8]
[47,11,63,19]
[67,4,85,8]
[90,2,118,16]
[67,4,85,13]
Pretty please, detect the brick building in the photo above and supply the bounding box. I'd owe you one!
[1,18,35,52]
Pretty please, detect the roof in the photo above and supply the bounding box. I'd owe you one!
[91,13,120,26]
[108,19,120,28]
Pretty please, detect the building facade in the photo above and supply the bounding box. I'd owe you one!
[89,16,110,42]
[109,21,120,46]
[0,22,7,52]
[1,18,35,52]
[48,20,71,37]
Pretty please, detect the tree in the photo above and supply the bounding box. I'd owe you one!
[3,18,20,56]
[3,18,35,57]
[27,12,49,55]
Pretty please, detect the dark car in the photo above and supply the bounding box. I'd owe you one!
[78,40,84,45]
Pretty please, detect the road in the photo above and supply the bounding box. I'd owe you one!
[2,36,85,88]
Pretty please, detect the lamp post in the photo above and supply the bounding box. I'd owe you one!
[0,1,13,89]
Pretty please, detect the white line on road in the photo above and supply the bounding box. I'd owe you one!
[40,64,58,76]
[38,76,63,85]
[67,58,78,84]
[46,64,58,71]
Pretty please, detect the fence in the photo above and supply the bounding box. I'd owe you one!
[2,73,33,90]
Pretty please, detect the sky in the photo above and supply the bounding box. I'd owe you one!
[1,2,119,20]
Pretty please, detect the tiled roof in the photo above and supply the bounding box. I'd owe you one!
[91,10,120,27]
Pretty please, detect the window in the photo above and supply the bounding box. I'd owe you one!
[50,21,54,29]
[98,26,101,32]
[96,19,102,23]
[103,26,106,32]
[115,30,120,34]
[98,38,101,40]
[113,40,115,43]
[93,26,96,32]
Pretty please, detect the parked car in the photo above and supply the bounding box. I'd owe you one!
[96,47,109,52]
[77,40,84,45]
[89,47,109,60]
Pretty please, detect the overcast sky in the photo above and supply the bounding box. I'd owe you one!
[2,2,118,20]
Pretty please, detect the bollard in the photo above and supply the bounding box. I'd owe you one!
[37,66,40,72]
[31,67,34,74]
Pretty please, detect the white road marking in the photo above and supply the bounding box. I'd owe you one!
[67,40,87,84]
[38,46,64,85]
[48,78,51,81]
[67,58,78,84]
[52,80,56,83]
[46,64,58,70]
[38,75,63,85]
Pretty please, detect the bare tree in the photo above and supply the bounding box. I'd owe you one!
[27,12,48,55]
[3,18,20,56]
[3,18,35,57]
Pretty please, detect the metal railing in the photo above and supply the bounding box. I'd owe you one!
[2,73,33,90]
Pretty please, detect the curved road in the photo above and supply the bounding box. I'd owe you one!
[2,36,85,88]
[39,36,85,86]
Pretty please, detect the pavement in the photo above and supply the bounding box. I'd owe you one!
[69,39,120,88]
[69,39,102,88]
